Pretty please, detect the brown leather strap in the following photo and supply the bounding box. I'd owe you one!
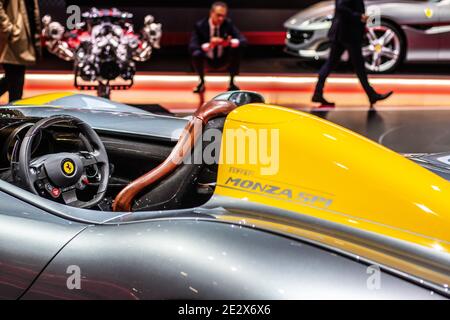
[112,100,237,212]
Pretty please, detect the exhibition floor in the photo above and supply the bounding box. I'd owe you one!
[4,72,449,112]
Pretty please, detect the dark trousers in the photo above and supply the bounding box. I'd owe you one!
[0,64,26,103]
[191,48,241,79]
[314,41,376,98]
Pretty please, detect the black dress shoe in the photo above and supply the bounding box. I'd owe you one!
[193,82,205,93]
[228,83,240,91]
[369,91,393,107]
[312,94,335,107]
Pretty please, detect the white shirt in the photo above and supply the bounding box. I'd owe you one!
[201,18,240,59]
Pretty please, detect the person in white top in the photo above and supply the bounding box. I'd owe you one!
[189,2,247,93]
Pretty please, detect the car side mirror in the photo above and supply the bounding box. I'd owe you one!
[212,91,265,107]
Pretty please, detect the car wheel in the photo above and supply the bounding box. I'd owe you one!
[362,21,405,73]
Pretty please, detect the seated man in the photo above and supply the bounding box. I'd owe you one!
[189,2,247,93]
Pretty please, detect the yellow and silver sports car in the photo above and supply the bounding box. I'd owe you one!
[0,91,448,299]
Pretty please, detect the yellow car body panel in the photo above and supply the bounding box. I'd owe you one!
[215,104,450,253]
[12,92,75,106]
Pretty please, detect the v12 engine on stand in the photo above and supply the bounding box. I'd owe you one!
[42,8,162,98]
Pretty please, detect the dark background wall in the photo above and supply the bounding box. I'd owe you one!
[40,0,321,45]
[19,1,450,74]
[69,0,318,8]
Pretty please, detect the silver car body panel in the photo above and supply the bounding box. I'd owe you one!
[21,218,444,299]
[438,0,450,60]
[202,195,450,295]
[0,176,447,299]
[0,191,86,299]
[1,105,188,142]
[285,0,450,63]
[406,152,450,181]
[33,94,151,114]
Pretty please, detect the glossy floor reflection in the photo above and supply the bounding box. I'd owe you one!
[309,108,450,154]
[2,72,449,111]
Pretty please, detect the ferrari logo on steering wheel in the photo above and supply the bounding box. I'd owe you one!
[62,159,76,176]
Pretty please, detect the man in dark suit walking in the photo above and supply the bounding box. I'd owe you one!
[312,0,393,108]
[189,2,247,93]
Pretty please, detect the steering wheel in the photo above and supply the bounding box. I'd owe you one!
[17,115,110,208]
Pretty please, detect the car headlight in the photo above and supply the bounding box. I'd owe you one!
[302,14,333,26]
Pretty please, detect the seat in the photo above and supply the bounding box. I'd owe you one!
[131,117,225,211]
[112,99,237,212]
[112,91,266,212]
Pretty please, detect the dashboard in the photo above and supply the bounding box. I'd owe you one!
[0,115,215,210]
[0,120,42,171]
